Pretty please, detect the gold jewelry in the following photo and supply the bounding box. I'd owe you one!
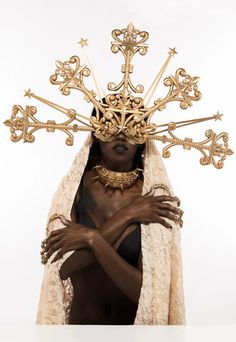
[40,214,68,264]
[41,239,47,249]
[92,164,143,190]
[150,183,171,196]
[48,214,67,224]
[40,240,48,265]
[3,23,233,168]
[41,251,48,265]
[178,218,183,228]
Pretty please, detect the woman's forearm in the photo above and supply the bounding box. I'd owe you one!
[88,230,142,305]
[59,207,134,279]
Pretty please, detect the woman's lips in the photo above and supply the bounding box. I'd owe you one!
[112,143,129,153]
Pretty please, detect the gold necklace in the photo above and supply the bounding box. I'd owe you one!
[92,164,143,190]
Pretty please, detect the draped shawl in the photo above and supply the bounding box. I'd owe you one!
[36,134,185,324]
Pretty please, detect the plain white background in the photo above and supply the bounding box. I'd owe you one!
[0,0,235,326]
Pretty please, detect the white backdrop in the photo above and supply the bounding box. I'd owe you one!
[0,0,235,325]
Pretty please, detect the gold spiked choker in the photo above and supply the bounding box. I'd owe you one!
[92,165,143,190]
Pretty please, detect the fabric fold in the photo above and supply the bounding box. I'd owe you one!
[36,134,185,325]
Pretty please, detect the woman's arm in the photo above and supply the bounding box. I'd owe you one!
[88,230,142,305]
[59,206,134,279]
[58,192,180,279]
[44,192,181,279]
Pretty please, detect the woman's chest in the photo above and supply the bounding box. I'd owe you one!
[80,175,143,224]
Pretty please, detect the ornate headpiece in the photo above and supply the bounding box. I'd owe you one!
[4,23,233,168]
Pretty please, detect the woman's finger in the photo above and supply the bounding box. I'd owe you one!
[45,234,63,251]
[179,218,183,227]
[41,239,47,249]
[47,241,63,259]
[153,195,181,206]
[156,217,172,229]
[143,188,155,197]
[59,217,71,226]
[155,202,180,214]
[47,229,64,240]
[51,248,65,263]
[154,195,179,202]
[44,232,64,252]
[155,209,179,222]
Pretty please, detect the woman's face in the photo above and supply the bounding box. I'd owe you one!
[96,133,144,170]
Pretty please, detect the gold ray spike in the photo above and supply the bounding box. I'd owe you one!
[24,89,91,125]
[92,176,99,180]
[143,47,177,106]
[153,112,224,134]
[78,37,105,100]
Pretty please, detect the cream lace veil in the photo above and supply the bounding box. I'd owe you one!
[36,134,185,324]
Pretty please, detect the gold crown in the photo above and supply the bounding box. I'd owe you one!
[4,23,233,169]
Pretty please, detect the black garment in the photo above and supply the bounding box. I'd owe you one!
[76,178,141,267]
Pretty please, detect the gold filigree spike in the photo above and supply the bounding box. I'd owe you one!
[150,124,233,169]
[144,68,202,123]
[144,48,177,106]
[4,104,93,146]
[78,38,105,100]
[108,23,149,96]
[49,55,106,115]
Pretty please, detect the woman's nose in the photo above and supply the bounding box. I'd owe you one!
[117,133,126,141]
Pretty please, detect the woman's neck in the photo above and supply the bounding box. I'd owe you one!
[99,158,134,172]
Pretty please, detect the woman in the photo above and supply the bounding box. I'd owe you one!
[40,131,182,325]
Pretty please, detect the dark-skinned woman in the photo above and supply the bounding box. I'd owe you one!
[37,129,185,325]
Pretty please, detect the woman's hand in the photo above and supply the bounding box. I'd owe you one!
[41,217,97,263]
[123,189,183,229]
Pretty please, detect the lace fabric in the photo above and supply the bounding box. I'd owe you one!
[36,134,185,325]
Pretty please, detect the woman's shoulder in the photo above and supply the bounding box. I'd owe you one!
[82,169,95,186]
[79,168,101,196]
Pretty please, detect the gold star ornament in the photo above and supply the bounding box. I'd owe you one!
[78,38,88,48]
